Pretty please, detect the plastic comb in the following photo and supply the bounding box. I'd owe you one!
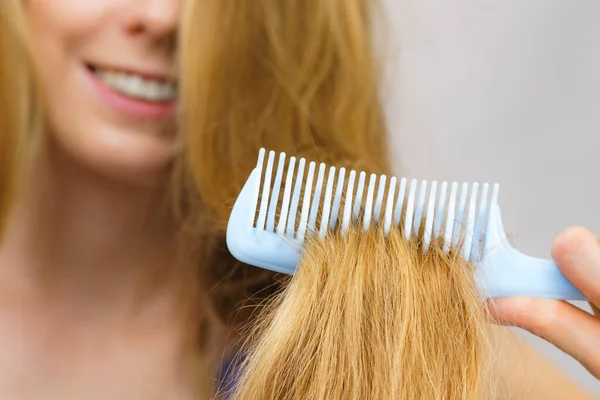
[226,149,586,300]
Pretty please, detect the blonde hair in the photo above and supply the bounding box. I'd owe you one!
[227,226,495,399]
[178,1,392,353]
[0,0,24,233]
[0,0,44,234]
[178,2,394,394]
[179,0,389,222]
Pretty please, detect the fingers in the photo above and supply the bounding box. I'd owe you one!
[489,297,600,379]
[552,226,600,307]
[489,227,600,379]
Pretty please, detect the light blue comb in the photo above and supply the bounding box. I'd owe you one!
[226,149,587,301]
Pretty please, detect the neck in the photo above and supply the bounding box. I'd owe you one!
[0,139,197,323]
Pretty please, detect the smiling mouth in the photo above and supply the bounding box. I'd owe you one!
[87,65,178,103]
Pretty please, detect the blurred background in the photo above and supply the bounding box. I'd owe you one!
[382,0,600,394]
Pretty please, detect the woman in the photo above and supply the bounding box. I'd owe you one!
[0,0,596,398]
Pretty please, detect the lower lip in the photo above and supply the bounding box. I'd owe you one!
[85,67,177,121]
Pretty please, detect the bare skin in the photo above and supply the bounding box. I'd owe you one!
[0,143,196,399]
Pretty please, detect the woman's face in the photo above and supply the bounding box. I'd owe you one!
[28,1,180,185]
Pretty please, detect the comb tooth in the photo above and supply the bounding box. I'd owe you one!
[393,178,407,227]
[481,183,500,251]
[297,162,316,242]
[462,182,479,260]
[307,163,326,231]
[471,183,489,262]
[452,182,469,247]
[491,183,499,206]
[422,181,438,252]
[383,177,398,235]
[403,179,418,241]
[433,181,448,238]
[256,151,275,231]
[276,157,296,235]
[328,168,346,230]
[251,149,267,227]
[353,172,367,221]
[266,153,285,227]
[319,167,337,238]
[341,170,357,235]
[286,158,306,237]
[373,175,387,222]
[266,152,286,232]
[443,182,459,253]
[363,174,377,231]
[413,180,428,233]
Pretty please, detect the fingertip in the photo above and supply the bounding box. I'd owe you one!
[552,226,596,265]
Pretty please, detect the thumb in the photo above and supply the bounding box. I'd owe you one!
[551,226,600,308]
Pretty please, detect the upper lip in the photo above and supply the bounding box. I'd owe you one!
[87,62,177,84]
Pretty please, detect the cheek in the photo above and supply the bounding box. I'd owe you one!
[28,1,95,154]
[27,1,96,56]
[27,1,93,119]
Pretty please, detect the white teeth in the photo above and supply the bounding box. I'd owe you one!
[94,69,177,102]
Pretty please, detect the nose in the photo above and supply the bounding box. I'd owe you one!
[122,0,180,39]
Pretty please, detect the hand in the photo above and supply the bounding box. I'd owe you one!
[489,226,600,379]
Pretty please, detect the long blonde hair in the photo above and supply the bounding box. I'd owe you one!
[0,0,26,233]
[228,227,495,399]
[179,0,391,335]
[180,0,389,221]
[0,0,45,232]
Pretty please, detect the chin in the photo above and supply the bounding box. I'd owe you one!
[89,141,177,189]
[100,155,175,189]
[48,123,178,189]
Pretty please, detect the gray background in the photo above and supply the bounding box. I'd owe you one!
[382,0,599,395]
